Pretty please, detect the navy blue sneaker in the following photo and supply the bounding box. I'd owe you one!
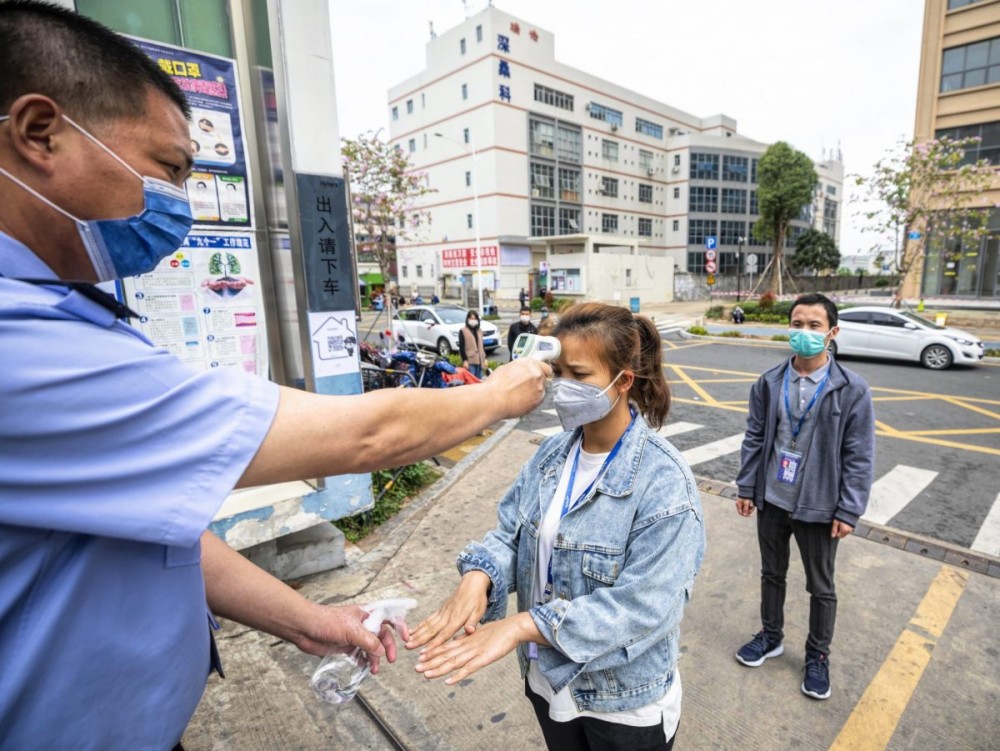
[735,630,784,667]
[801,651,831,699]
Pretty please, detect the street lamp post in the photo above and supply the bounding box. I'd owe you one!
[434,132,483,316]
[737,235,745,302]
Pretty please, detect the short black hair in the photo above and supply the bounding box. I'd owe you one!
[789,292,838,328]
[0,1,190,124]
[520,305,532,313]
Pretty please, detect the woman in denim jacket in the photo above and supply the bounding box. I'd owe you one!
[408,303,705,750]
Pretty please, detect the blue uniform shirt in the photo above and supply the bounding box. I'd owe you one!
[0,232,280,749]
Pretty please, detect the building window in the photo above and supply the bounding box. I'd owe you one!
[423,133,427,148]
[530,119,555,157]
[751,159,758,183]
[559,168,581,202]
[750,190,759,216]
[588,102,623,127]
[416,264,423,278]
[690,153,719,180]
[639,149,653,173]
[721,188,747,214]
[467,213,474,228]
[531,204,556,236]
[476,24,483,42]
[673,219,680,232]
[556,124,582,162]
[687,251,704,271]
[531,163,555,199]
[635,117,663,139]
[748,221,765,246]
[463,127,470,144]
[559,207,581,234]
[406,99,414,114]
[421,93,426,108]
[673,187,680,199]
[824,198,838,221]
[465,171,472,187]
[638,184,653,203]
[688,218,717,244]
[402,265,409,278]
[625,268,633,286]
[601,213,619,233]
[460,38,466,54]
[601,139,619,161]
[674,154,681,167]
[948,0,986,8]
[534,83,574,111]
[720,220,745,246]
[601,176,619,197]
[826,184,837,196]
[689,186,718,213]
[462,83,468,100]
[941,37,1000,92]
[935,120,1000,165]
[638,217,652,237]
[391,106,398,121]
[408,138,416,153]
[722,155,749,182]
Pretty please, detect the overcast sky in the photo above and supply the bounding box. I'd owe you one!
[329,0,926,256]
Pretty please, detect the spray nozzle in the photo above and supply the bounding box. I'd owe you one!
[361,597,418,634]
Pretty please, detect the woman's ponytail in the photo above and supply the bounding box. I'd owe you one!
[630,315,671,429]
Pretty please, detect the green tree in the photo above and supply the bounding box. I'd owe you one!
[752,142,818,295]
[790,228,840,276]
[342,131,434,295]
[853,136,993,304]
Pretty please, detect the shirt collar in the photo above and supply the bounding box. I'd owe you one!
[0,231,58,279]
[787,356,832,384]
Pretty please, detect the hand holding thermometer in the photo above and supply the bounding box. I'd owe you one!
[511,333,561,361]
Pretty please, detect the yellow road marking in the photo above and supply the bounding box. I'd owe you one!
[871,386,1000,407]
[829,566,969,751]
[906,427,1000,437]
[940,396,1000,421]
[871,396,940,403]
[666,365,719,405]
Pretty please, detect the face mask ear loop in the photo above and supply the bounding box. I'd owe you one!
[598,370,625,398]
[0,165,84,225]
[63,115,143,183]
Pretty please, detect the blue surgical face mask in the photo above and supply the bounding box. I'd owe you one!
[788,329,830,358]
[0,114,193,281]
[552,371,624,431]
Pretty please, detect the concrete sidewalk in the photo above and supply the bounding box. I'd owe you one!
[183,424,1000,750]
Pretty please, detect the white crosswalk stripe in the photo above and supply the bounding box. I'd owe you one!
[971,491,1000,557]
[863,465,938,526]
[681,433,745,467]
[657,421,702,438]
[532,426,563,438]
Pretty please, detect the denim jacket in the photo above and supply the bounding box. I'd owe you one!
[457,414,705,713]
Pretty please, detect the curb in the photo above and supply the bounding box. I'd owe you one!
[700,477,1000,579]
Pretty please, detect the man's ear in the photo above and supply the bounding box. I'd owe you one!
[5,95,68,176]
[828,325,840,340]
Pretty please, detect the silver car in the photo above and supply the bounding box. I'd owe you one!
[833,306,984,370]
[392,304,500,357]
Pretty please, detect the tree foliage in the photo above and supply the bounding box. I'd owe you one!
[790,228,840,275]
[752,142,818,295]
[342,131,434,288]
[853,136,994,301]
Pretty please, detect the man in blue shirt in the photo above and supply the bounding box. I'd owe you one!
[0,4,550,749]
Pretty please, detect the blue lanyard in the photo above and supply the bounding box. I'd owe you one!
[542,413,635,603]
[783,364,829,447]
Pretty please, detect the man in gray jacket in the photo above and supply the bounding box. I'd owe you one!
[733,293,875,701]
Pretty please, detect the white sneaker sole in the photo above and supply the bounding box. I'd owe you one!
[801,681,831,700]
[735,643,784,667]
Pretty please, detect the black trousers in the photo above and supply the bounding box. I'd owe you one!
[525,680,676,751]
[757,501,839,655]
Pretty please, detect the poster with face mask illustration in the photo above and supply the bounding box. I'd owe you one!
[129,37,253,230]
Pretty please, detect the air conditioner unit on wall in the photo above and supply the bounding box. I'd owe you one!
[611,124,618,132]
[647,168,655,176]
[671,166,680,174]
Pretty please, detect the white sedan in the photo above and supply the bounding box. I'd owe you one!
[833,306,984,370]
[392,304,500,357]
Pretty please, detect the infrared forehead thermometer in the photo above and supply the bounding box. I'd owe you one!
[511,333,561,361]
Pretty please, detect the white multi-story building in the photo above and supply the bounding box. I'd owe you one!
[387,6,843,302]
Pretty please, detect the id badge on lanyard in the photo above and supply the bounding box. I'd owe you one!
[776,365,828,485]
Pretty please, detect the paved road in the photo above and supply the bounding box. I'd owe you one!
[522,332,1000,556]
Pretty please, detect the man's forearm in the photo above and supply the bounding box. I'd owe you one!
[200,530,314,646]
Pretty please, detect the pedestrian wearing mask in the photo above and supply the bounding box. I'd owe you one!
[507,305,538,353]
[0,4,551,748]
[408,303,705,751]
[459,309,487,379]
[733,293,875,701]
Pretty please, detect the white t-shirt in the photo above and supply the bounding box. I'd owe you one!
[528,439,682,736]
